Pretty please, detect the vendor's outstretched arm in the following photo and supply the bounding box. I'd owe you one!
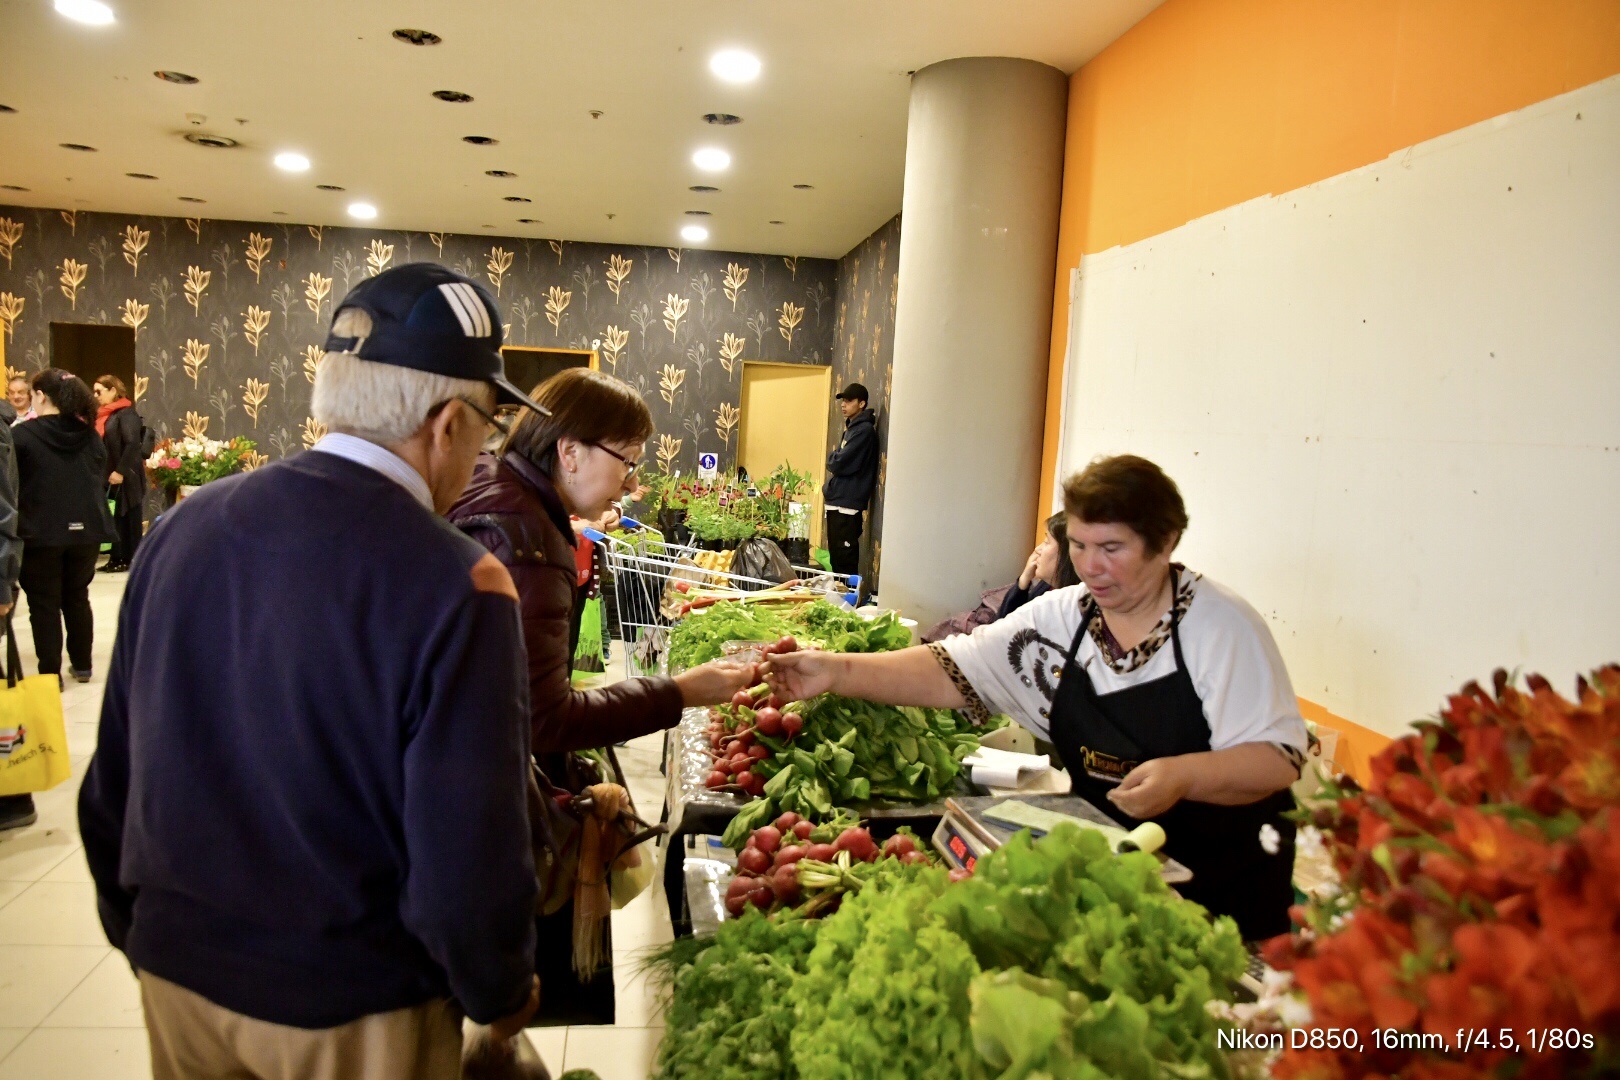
[762,645,967,710]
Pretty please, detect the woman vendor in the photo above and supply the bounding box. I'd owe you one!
[762,454,1306,940]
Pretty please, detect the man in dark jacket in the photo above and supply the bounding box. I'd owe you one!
[78,265,553,1079]
[823,382,879,578]
[0,395,26,833]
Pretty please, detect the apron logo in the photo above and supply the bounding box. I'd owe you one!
[0,725,25,758]
[1079,745,1137,782]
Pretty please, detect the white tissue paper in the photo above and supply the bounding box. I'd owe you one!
[964,746,1052,790]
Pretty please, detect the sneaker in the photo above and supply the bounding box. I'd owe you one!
[98,561,128,574]
[70,667,92,683]
[0,794,37,832]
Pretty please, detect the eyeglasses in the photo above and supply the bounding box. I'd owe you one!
[589,442,641,478]
[434,395,511,436]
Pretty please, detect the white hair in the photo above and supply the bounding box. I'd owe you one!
[311,308,494,446]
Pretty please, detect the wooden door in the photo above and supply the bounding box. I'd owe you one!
[737,362,832,545]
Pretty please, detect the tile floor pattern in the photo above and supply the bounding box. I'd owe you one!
[0,570,671,1078]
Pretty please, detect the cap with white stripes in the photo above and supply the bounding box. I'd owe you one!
[323,262,548,415]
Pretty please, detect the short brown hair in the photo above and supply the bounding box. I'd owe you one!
[1062,455,1188,557]
[503,367,654,478]
[95,374,128,399]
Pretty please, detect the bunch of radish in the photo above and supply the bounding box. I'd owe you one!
[723,812,935,918]
[702,638,807,796]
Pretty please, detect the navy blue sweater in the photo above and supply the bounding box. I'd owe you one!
[78,450,537,1028]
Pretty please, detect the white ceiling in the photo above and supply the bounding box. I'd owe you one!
[0,0,1162,258]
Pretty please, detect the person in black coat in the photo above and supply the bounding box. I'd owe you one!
[14,370,115,682]
[823,382,879,578]
[92,375,146,573]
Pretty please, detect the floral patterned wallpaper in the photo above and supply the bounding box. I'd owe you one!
[828,213,899,591]
[0,205,840,478]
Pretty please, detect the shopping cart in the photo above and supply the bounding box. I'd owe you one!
[587,524,858,676]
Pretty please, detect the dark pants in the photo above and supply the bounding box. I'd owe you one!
[109,504,143,566]
[825,509,863,578]
[18,543,99,676]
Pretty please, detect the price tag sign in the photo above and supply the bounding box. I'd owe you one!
[697,452,719,480]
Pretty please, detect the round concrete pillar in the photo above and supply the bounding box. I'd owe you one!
[878,57,1068,629]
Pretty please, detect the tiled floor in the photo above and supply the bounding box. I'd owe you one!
[0,570,670,1078]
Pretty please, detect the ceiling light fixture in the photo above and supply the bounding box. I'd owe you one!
[680,224,710,243]
[177,196,206,203]
[462,135,498,146]
[60,143,97,151]
[274,152,310,172]
[689,185,719,193]
[769,220,785,225]
[703,113,743,126]
[315,184,345,191]
[1,185,30,192]
[154,71,199,84]
[503,196,531,203]
[392,28,441,46]
[709,49,761,83]
[348,202,378,220]
[184,132,238,148]
[692,147,730,172]
[517,218,540,224]
[55,0,115,26]
[684,209,711,216]
[125,172,158,179]
[793,183,814,190]
[485,169,517,178]
[432,90,473,103]
[0,105,17,114]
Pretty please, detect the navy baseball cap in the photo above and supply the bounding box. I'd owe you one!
[323,262,548,415]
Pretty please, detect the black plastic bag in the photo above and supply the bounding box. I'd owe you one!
[732,537,795,589]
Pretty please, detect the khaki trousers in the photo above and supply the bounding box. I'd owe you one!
[140,971,464,1080]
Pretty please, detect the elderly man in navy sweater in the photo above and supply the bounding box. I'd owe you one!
[79,265,551,1080]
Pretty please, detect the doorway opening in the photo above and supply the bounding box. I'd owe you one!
[50,322,136,390]
[737,361,832,546]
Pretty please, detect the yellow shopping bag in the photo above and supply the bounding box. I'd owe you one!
[0,617,70,797]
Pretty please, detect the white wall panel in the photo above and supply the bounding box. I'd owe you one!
[1056,76,1620,734]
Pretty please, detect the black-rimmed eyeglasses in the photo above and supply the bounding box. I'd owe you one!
[590,442,641,478]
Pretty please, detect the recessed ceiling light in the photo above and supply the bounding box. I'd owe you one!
[154,70,199,85]
[273,152,310,172]
[55,0,115,26]
[769,220,785,225]
[0,105,16,114]
[503,196,531,203]
[703,113,743,126]
[348,202,378,220]
[462,135,498,146]
[516,218,540,224]
[485,169,517,178]
[60,143,97,152]
[692,147,730,172]
[184,133,238,148]
[684,209,711,216]
[432,90,473,103]
[1,185,30,192]
[689,185,720,193]
[793,183,814,190]
[315,184,345,191]
[272,210,288,215]
[177,196,206,203]
[125,172,158,179]
[392,28,441,46]
[680,224,710,243]
[709,49,761,83]
[481,224,495,229]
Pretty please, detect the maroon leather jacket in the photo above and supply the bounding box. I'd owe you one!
[448,451,684,753]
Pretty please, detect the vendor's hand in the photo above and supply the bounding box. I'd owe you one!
[1017,548,1041,590]
[488,975,540,1042]
[761,649,840,702]
[675,659,759,707]
[109,471,124,485]
[1107,757,1190,819]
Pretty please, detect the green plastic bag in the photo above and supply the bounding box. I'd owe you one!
[101,498,115,555]
[572,596,605,678]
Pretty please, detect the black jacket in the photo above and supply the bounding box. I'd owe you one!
[0,402,19,590]
[15,414,116,546]
[101,403,148,514]
[824,408,879,510]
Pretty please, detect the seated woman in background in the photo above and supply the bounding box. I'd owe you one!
[997,511,1081,619]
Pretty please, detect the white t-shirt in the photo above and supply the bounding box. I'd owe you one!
[936,574,1307,761]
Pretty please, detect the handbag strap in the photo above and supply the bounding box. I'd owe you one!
[5,613,20,688]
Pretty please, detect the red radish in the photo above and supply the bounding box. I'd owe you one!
[724,740,744,757]
[743,772,766,796]
[777,635,797,653]
[736,729,756,746]
[770,863,801,904]
[792,820,814,840]
[726,875,756,898]
[901,850,930,866]
[729,754,752,773]
[773,811,802,832]
[766,695,785,712]
[754,707,784,737]
[725,894,747,917]
[749,886,773,910]
[704,771,728,789]
[805,843,838,863]
[731,691,752,707]
[833,827,877,862]
[882,834,917,859]
[747,745,769,762]
[948,867,974,883]
[733,767,755,790]
[737,847,771,875]
[781,714,804,740]
[773,845,806,868]
[751,826,782,855]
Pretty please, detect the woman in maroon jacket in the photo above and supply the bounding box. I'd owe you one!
[450,367,755,753]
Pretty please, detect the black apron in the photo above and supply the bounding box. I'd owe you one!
[1046,570,1295,940]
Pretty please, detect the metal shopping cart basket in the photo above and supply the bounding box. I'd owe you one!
[587,525,859,677]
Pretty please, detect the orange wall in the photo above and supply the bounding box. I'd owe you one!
[1037,0,1620,534]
